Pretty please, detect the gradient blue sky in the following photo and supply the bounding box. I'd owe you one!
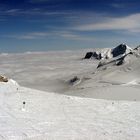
[0,0,140,52]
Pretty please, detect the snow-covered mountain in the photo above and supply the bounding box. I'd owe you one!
[96,44,140,69]
[84,43,132,60]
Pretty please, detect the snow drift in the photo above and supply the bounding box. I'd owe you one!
[0,78,19,94]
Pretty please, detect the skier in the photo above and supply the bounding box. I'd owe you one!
[22,101,26,111]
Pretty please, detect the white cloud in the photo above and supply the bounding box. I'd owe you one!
[4,32,49,40]
[110,3,125,8]
[58,32,93,41]
[4,31,94,41]
[75,13,140,32]
[0,8,68,17]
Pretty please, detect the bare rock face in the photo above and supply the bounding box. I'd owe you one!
[69,76,80,84]
[111,44,132,57]
[134,45,140,55]
[134,45,140,51]
[84,50,109,60]
[0,75,8,82]
[84,52,94,59]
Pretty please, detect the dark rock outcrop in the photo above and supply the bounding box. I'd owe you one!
[84,52,94,59]
[84,52,102,59]
[111,44,130,57]
[69,76,80,84]
[0,75,8,82]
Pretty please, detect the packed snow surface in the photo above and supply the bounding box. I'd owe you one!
[0,80,140,140]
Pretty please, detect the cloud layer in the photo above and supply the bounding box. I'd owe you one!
[75,13,140,32]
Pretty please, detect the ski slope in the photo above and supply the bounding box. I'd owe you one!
[0,80,140,140]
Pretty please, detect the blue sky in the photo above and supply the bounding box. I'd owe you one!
[0,0,140,52]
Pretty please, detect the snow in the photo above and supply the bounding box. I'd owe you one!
[0,79,19,95]
[0,81,140,140]
[122,80,138,85]
[0,49,140,139]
